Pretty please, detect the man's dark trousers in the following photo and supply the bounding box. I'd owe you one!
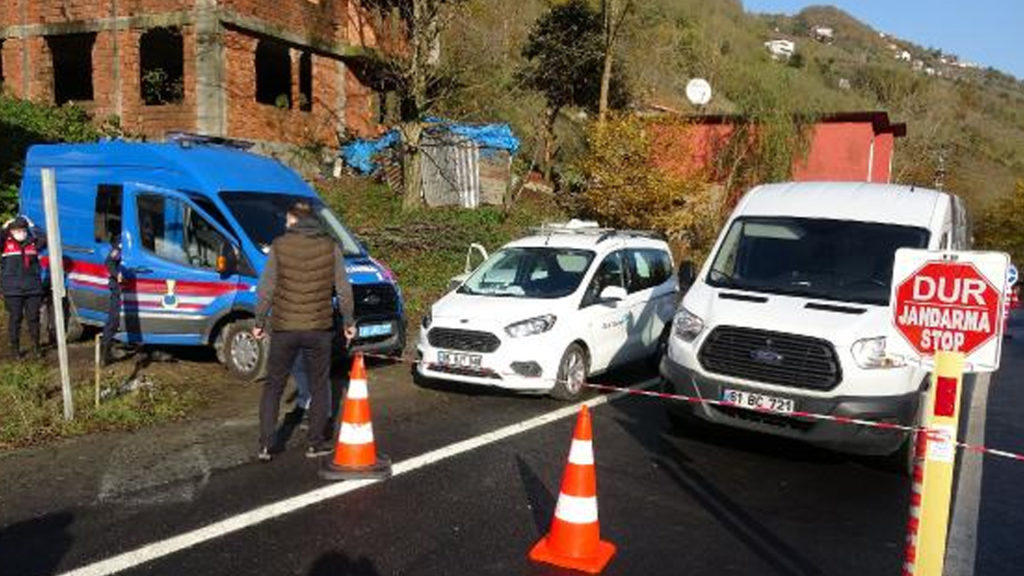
[6,294,41,354]
[260,330,332,449]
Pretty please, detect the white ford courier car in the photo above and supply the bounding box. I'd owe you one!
[417,222,677,399]
[662,182,971,462]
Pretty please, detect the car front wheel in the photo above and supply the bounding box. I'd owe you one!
[551,343,588,401]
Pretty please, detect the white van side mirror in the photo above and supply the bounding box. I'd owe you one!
[599,285,627,302]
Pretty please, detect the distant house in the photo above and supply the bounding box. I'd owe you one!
[646,111,907,185]
[764,39,795,60]
[897,50,912,62]
[925,67,937,77]
[912,60,925,72]
[812,26,835,43]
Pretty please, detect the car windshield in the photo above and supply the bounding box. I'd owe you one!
[707,217,930,306]
[219,191,363,257]
[459,247,595,299]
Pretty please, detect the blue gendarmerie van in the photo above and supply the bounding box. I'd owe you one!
[19,135,406,380]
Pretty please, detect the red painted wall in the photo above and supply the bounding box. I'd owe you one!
[650,117,899,185]
[793,122,873,182]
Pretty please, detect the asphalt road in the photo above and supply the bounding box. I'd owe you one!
[2,317,1023,576]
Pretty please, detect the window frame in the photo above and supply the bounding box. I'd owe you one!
[135,192,231,272]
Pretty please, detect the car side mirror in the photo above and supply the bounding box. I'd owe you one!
[599,285,627,303]
[217,242,238,275]
[677,261,696,294]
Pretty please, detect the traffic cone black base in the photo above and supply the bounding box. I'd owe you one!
[319,454,392,481]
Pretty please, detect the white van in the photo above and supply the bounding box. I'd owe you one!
[661,182,970,460]
[417,223,677,399]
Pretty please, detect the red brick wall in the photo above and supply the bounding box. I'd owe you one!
[119,26,198,137]
[223,27,374,146]
[2,0,389,144]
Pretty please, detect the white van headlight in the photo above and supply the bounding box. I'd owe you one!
[505,315,557,338]
[672,308,705,342]
[851,337,906,369]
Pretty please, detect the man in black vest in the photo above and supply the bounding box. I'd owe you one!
[253,202,356,462]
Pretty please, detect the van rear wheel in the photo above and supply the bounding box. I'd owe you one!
[223,320,268,382]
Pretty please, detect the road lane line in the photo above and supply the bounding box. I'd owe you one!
[58,377,660,576]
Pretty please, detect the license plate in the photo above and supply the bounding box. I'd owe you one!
[437,351,483,369]
[358,323,393,338]
[722,389,795,414]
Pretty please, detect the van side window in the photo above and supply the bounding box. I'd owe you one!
[137,194,227,270]
[583,252,626,306]
[94,184,123,242]
[627,249,672,293]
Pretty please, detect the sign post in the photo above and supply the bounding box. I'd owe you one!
[41,168,73,421]
[889,249,1009,576]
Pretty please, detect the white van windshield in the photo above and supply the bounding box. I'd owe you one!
[219,192,363,257]
[707,217,929,306]
[459,247,595,299]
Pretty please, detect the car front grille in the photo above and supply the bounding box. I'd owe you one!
[353,283,398,318]
[698,326,842,391]
[427,328,501,353]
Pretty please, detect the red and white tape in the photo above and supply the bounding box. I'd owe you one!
[360,352,1024,463]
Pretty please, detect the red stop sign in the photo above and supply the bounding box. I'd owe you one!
[893,261,1002,356]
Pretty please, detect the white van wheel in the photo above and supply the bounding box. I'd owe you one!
[551,343,588,401]
[223,320,267,382]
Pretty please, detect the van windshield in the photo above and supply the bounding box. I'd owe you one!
[707,217,929,306]
[459,247,595,299]
[219,192,363,257]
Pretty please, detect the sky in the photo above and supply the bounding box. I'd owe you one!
[742,0,1024,79]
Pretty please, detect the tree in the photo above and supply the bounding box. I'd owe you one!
[363,0,468,208]
[518,0,625,179]
[975,180,1024,266]
[598,0,635,123]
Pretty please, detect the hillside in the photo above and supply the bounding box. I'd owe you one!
[439,0,1024,217]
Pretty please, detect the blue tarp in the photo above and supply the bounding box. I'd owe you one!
[340,130,401,174]
[340,120,519,174]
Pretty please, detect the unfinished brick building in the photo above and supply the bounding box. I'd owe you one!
[0,1,403,145]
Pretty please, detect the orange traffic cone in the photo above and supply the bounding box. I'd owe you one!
[319,353,392,481]
[529,405,616,574]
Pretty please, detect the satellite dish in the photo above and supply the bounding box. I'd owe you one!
[686,78,712,107]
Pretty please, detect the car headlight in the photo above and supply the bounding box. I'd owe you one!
[672,308,705,342]
[421,309,432,330]
[851,337,905,369]
[505,315,557,338]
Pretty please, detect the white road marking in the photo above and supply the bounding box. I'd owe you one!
[946,372,991,575]
[60,377,660,576]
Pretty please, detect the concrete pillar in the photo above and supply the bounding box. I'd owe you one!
[195,0,225,136]
[19,0,30,98]
[110,0,123,118]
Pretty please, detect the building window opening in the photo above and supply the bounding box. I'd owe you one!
[140,27,185,106]
[48,33,96,104]
[298,51,313,112]
[255,39,291,108]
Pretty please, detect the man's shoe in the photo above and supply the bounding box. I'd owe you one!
[257,446,273,462]
[305,443,334,459]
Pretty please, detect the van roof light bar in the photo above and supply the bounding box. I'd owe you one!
[165,132,255,150]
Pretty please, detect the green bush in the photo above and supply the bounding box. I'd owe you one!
[0,95,120,218]
[318,177,562,324]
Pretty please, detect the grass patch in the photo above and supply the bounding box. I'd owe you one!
[318,177,564,324]
[0,358,201,449]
